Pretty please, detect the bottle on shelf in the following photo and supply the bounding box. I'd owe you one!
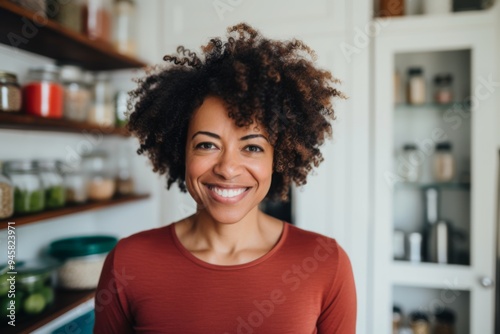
[60,65,91,123]
[59,161,88,204]
[88,73,115,127]
[81,0,113,42]
[82,150,116,201]
[433,74,453,105]
[433,142,455,183]
[33,160,66,209]
[398,144,422,183]
[434,307,456,334]
[409,311,430,334]
[113,0,137,56]
[0,71,22,113]
[407,67,426,105]
[4,160,45,215]
[379,0,404,17]
[115,143,134,196]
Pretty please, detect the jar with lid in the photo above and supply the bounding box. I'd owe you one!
[0,71,22,113]
[115,143,134,196]
[81,0,113,42]
[392,305,403,334]
[88,74,115,127]
[46,0,82,32]
[82,151,116,201]
[407,67,426,105]
[59,161,88,204]
[33,160,66,209]
[434,74,453,105]
[4,160,45,214]
[433,142,455,183]
[61,65,91,122]
[0,161,14,219]
[398,143,422,183]
[113,0,137,56]
[23,65,64,118]
[434,307,455,334]
[409,311,430,334]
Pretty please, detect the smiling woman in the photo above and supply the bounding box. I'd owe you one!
[94,23,356,333]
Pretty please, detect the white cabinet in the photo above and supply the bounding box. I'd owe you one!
[372,9,498,334]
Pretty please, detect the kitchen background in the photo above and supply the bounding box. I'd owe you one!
[0,0,499,333]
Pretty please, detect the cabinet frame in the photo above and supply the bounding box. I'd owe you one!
[372,26,498,333]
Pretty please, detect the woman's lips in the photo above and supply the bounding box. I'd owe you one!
[205,184,251,204]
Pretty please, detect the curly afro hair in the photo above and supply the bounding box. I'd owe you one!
[127,23,344,201]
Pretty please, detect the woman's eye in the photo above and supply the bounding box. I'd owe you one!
[195,142,217,150]
[245,145,264,153]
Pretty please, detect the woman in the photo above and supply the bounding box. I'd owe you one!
[94,23,356,333]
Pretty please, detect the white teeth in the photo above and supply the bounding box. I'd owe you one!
[210,186,247,198]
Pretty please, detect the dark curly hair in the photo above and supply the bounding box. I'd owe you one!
[127,23,344,201]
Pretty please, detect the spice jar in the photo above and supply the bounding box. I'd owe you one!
[33,160,66,209]
[398,144,422,183]
[409,311,430,334]
[115,143,134,196]
[88,74,115,127]
[4,160,45,214]
[113,0,137,56]
[23,65,64,118]
[0,162,14,219]
[434,308,456,334]
[433,142,455,183]
[59,161,88,204]
[61,65,91,122]
[407,67,426,105]
[0,71,22,113]
[82,151,116,201]
[434,74,453,105]
[81,0,113,42]
[392,305,403,334]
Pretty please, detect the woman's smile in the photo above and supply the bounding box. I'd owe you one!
[185,96,274,223]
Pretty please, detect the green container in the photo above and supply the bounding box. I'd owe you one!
[48,236,118,261]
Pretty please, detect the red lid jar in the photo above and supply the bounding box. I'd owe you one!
[23,65,64,118]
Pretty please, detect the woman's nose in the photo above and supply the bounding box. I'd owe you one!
[213,148,242,180]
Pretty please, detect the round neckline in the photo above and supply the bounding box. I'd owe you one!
[169,221,289,271]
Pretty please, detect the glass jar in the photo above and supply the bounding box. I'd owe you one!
[47,0,82,32]
[115,143,134,196]
[23,65,64,118]
[0,71,22,113]
[434,308,455,334]
[407,67,426,105]
[59,161,88,204]
[392,305,403,334]
[88,74,115,127]
[61,65,91,122]
[4,160,45,214]
[0,162,14,219]
[82,151,116,201]
[398,144,422,183]
[409,311,430,334]
[81,0,113,42]
[33,160,66,209]
[115,90,128,127]
[433,142,455,183]
[113,0,136,56]
[434,74,453,105]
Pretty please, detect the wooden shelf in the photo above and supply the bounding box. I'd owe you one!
[0,112,130,136]
[0,194,150,229]
[2,289,95,334]
[0,0,147,70]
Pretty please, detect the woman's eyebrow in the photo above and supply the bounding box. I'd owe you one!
[191,131,269,142]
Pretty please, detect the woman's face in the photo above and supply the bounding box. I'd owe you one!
[185,96,274,224]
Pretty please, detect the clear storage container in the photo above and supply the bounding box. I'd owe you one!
[88,74,115,127]
[82,151,116,201]
[4,160,45,214]
[81,0,112,42]
[33,160,66,209]
[0,71,22,113]
[61,65,91,122]
[48,235,117,290]
[23,65,64,119]
[59,162,88,204]
[0,162,14,219]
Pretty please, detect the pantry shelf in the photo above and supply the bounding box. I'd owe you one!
[0,112,130,136]
[0,0,147,70]
[2,289,95,334]
[391,261,472,290]
[395,181,471,191]
[0,194,150,229]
